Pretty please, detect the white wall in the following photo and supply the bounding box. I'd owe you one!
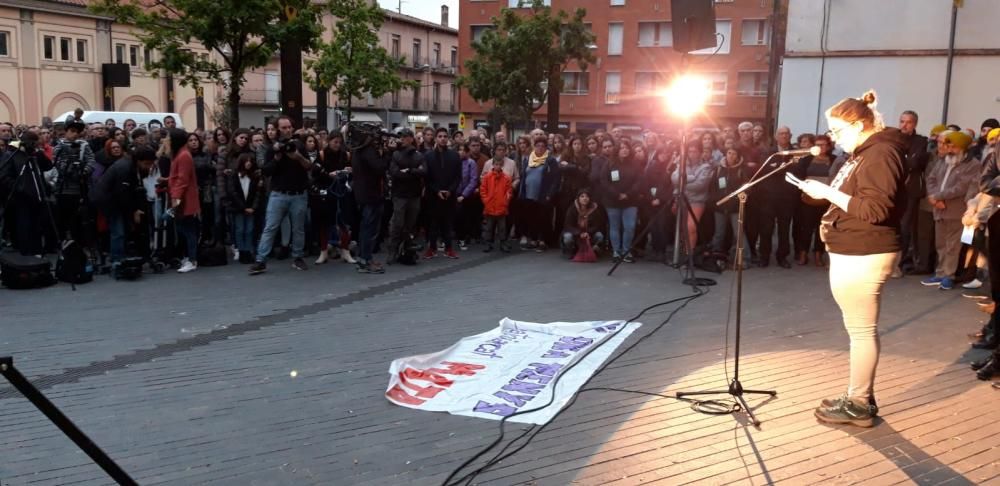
[778,0,1000,137]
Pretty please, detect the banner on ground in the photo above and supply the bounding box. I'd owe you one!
[385,318,641,425]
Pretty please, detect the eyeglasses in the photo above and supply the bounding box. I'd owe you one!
[826,122,855,139]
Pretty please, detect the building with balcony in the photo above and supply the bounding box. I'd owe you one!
[0,0,216,127]
[458,0,782,136]
[239,6,460,131]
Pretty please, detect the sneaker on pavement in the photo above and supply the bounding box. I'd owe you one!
[963,288,990,299]
[292,258,308,271]
[445,249,460,259]
[820,394,879,417]
[177,259,197,273]
[458,240,468,251]
[963,278,984,289]
[248,262,267,275]
[939,278,954,290]
[921,276,944,287]
[483,244,494,253]
[423,248,437,259]
[814,397,875,427]
[890,267,903,279]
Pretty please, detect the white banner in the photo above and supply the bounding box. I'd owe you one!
[385,318,641,424]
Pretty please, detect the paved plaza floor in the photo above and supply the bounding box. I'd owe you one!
[1,248,998,485]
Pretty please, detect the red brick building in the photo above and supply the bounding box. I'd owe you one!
[458,0,783,136]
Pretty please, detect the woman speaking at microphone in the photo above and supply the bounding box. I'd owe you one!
[796,90,908,427]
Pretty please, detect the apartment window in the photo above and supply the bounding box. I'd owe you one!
[607,23,623,56]
[392,34,400,59]
[129,45,139,67]
[115,43,126,64]
[450,85,457,111]
[392,90,399,109]
[611,0,625,5]
[433,42,441,66]
[75,39,87,63]
[432,82,441,110]
[471,25,493,44]
[605,72,621,105]
[691,20,731,55]
[412,85,421,110]
[741,19,770,46]
[450,46,457,67]
[508,0,550,6]
[412,39,421,66]
[638,22,672,47]
[0,32,9,57]
[707,72,728,105]
[561,72,589,95]
[144,47,153,69]
[43,36,55,60]
[59,37,71,61]
[737,72,768,96]
[634,72,665,95]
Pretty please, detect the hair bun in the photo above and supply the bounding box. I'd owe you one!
[861,90,877,106]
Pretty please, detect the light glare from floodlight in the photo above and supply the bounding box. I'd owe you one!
[663,75,710,119]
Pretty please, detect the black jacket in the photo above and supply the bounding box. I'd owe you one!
[589,155,642,208]
[0,147,53,203]
[390,146,428,198]
[563,202,607,236]
[820,127,908,255]
[425,146,462,197]
[558,153,591,199]
[711,163,750,213]
[225,171,262,212]
[351,144,389,205]
[89,158,144,214]
[262,140,310,193]
[902,132,930,198]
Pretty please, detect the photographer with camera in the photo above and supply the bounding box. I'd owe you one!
[52,115,96,244]
[348,123,391,274]
[91,146,156,268]
[386,128,427,263]
[0,131,55,256]
[249,115,313,275]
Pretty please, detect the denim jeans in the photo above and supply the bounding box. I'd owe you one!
[232,213,256,253]
[107,210,126,263]
[358,203,383,264]
[606,206,638,257]
[562,231,605,255]
[711,211,751,265]
[176,215,199,261]
[256,192,307,263]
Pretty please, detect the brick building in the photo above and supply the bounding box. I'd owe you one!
[458,0,783,136]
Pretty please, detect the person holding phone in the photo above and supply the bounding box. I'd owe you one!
[794,90,908,427]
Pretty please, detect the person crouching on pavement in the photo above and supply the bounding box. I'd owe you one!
[90,145,156,269]
[562,188,605,259]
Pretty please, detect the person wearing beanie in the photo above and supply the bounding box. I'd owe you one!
[974,118,1000,160]
[922,130,981,290]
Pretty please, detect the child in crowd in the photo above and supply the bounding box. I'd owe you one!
[479,159,513,253]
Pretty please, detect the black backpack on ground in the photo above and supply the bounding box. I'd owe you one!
[0,253,56,289]
[396,234,420,266]
[55,240,93,284]
[114,256,145,280]
[198,243,229,267]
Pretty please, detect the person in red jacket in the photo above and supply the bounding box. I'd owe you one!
[479,155,513,253]
[167,128,202,273]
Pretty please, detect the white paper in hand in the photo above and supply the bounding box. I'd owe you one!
[961,225,976,245]
[785,172,804,188]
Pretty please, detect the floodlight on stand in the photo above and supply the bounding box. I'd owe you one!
[662,74,710,119]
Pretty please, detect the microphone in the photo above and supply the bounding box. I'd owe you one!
[777,146,822,157]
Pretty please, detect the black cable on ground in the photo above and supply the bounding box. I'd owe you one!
[441,286,711,486]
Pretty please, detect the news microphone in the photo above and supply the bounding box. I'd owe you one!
[777,146,822,157]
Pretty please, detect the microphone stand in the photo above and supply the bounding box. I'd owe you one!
[675,152,803,426]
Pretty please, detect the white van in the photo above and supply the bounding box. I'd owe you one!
[55,111,184,130]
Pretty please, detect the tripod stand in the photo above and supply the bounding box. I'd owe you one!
[675,153,801,426]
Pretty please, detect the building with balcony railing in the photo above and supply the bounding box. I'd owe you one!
[458,0,783,137]
[240,6,460,131]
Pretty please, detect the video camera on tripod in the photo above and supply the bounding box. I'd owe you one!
[346,122,397,150]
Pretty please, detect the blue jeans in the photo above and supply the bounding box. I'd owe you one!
[176,215,199,261]
[107,210,126,263]
[606,206,638,257]
[712,211,750,265]
[232,213,255,253]
[256,192,307,263]
[358,203,383,264]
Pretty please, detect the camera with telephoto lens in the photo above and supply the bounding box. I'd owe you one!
[273,138,298,154]
[346,122,398,147]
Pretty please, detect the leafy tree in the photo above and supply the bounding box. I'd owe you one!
[90,0,323,128]
[459,0,595,133]
[306,0,419,124]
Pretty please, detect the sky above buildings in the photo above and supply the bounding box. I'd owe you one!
[378,0,459,27]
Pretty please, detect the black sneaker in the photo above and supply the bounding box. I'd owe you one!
[248,262,267,275]
[820,394,879,417]
[483,244,494,253]
[292,258,308,271]
[622,254,635,263]
[357,263,385,274]
[814,397,875,427]
[499,242,512,253]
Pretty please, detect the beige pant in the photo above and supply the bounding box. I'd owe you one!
[828,251,897,401]
[934,218,963,278]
